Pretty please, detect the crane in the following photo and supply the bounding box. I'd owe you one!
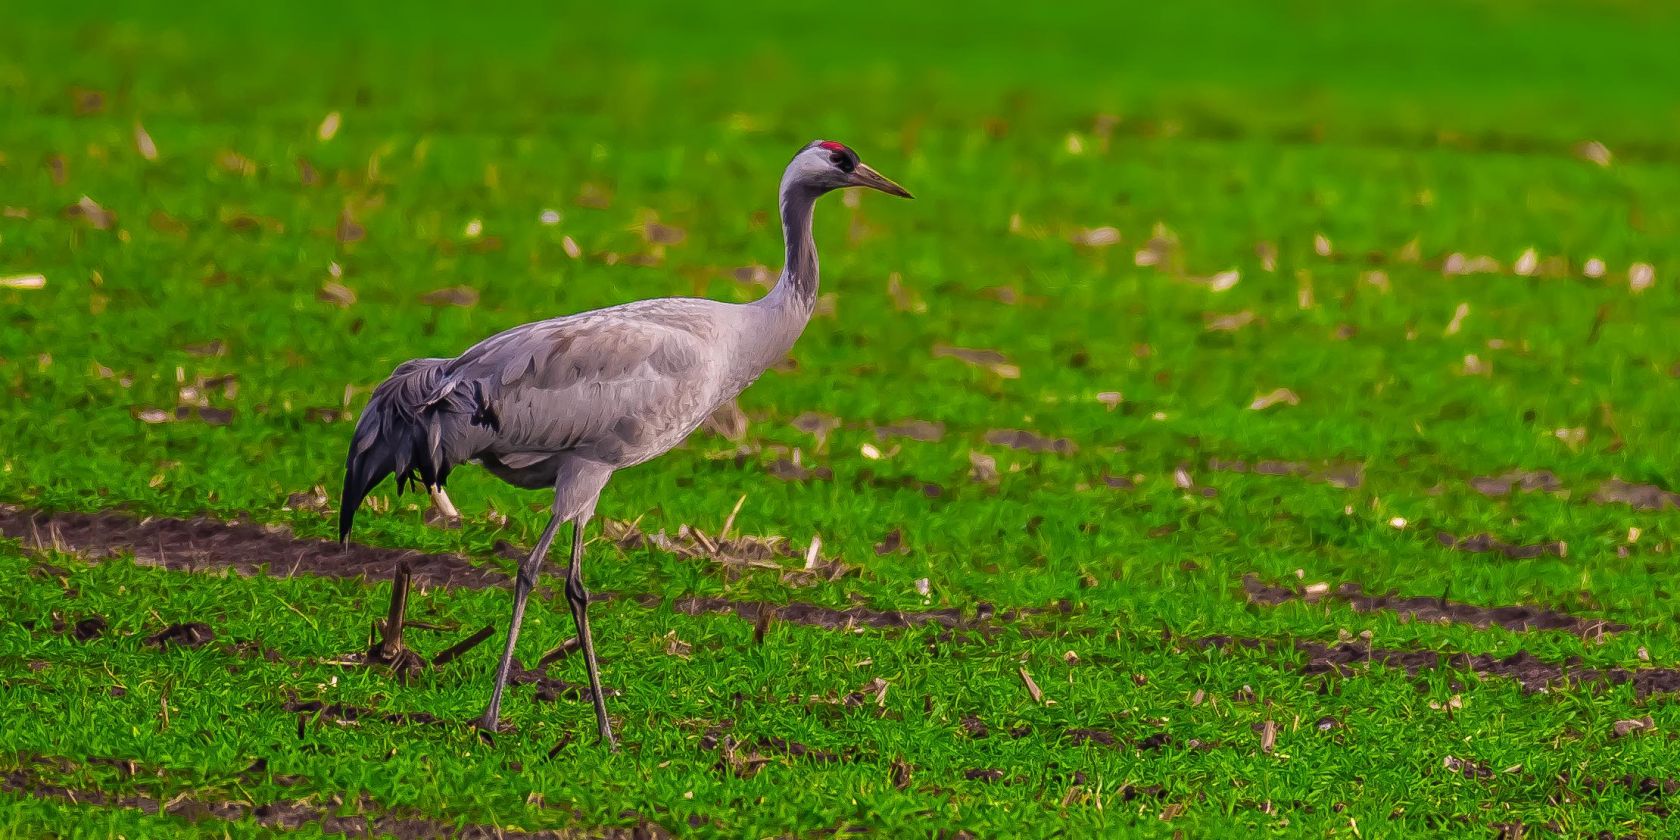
[339,140,911,744]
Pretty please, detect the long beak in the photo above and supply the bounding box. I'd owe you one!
[850,163,913,199]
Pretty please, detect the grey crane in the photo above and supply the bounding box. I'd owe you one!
[339,140,911,743]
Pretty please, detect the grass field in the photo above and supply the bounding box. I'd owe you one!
[4,0,1680,835]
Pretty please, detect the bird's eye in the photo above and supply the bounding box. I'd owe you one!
[830,152,856,173]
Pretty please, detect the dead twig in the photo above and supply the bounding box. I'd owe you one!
[544,732,575,762]
[371,562,411,663]
[537,637,581,669]
[720,494,747,539]
[366,562,424,677]
[1020,667,1044,704]
[432,624,495,667]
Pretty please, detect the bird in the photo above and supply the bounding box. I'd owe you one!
[338,140,911,744]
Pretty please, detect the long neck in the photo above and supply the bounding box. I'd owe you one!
[729,180,822,379]
[759,181,822,314]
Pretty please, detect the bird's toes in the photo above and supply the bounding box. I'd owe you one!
[425,508,463,529]
[470,714,514,735]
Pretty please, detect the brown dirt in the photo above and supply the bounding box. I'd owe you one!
[985,429,1076,455]
[146,622,216,649]
[657,594,1010,630]
[0,764,662,838]
[26,613,109,642]
[1242,575,1625,637]
[0,505,503,589]
[1595,479,1680,511]
[1469,470,1680,515]
[283,699,447,727]
[286,648,613,718]
[757,736,845,763]
[875,419,946,443]
[1197,455,1680,517]
[765,459,833,482]
[8,505,1622,660]
[71,616,108,641]
[1205,457,1365,489]
[693,721,851,779]
[1468,470,1563,497]
[600,519,853,588]
[1435,531,1567,560]
[1197,636,1680,696]
[1060,727,1188,751]
[506,660,617,704]
[856,469,947,499]
[2,505,1011,633]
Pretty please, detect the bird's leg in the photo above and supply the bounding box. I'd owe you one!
[565,514,617,749]
[474,512,564,732]
[428,485,461,522]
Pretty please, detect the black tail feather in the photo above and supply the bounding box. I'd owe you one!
[339,359,465,545]
[339,462,376,546]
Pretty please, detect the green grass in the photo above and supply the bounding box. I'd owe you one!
[3,0,1680,835]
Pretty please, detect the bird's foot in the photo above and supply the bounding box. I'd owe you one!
[424,507,463,530]
[427,486,462,529]
[472,711,509,734]
[594,713,619,751]
[372,647,425,680]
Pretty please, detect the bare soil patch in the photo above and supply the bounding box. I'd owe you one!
[0,505,501,589]
[1242,575,1625,637]
[875,419,945,443]
[146,622,216,649]
[0,763,656,838]
[1198,637,1680,696]
[283,699,448,728]
[1468,470,1563,497]
[1205,457,1364,489]
[657,594,1024,631]
[1,506,1013,635]
[1435,531,1567,560]
[985,429,1076,455]
[694,721,851,778]
[1594,479,1680,511]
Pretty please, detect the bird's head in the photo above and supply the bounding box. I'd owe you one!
[784,140,913,199]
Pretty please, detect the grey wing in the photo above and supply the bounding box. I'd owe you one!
[425,311,720,466]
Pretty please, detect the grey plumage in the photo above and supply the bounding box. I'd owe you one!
[339,140,911,742]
